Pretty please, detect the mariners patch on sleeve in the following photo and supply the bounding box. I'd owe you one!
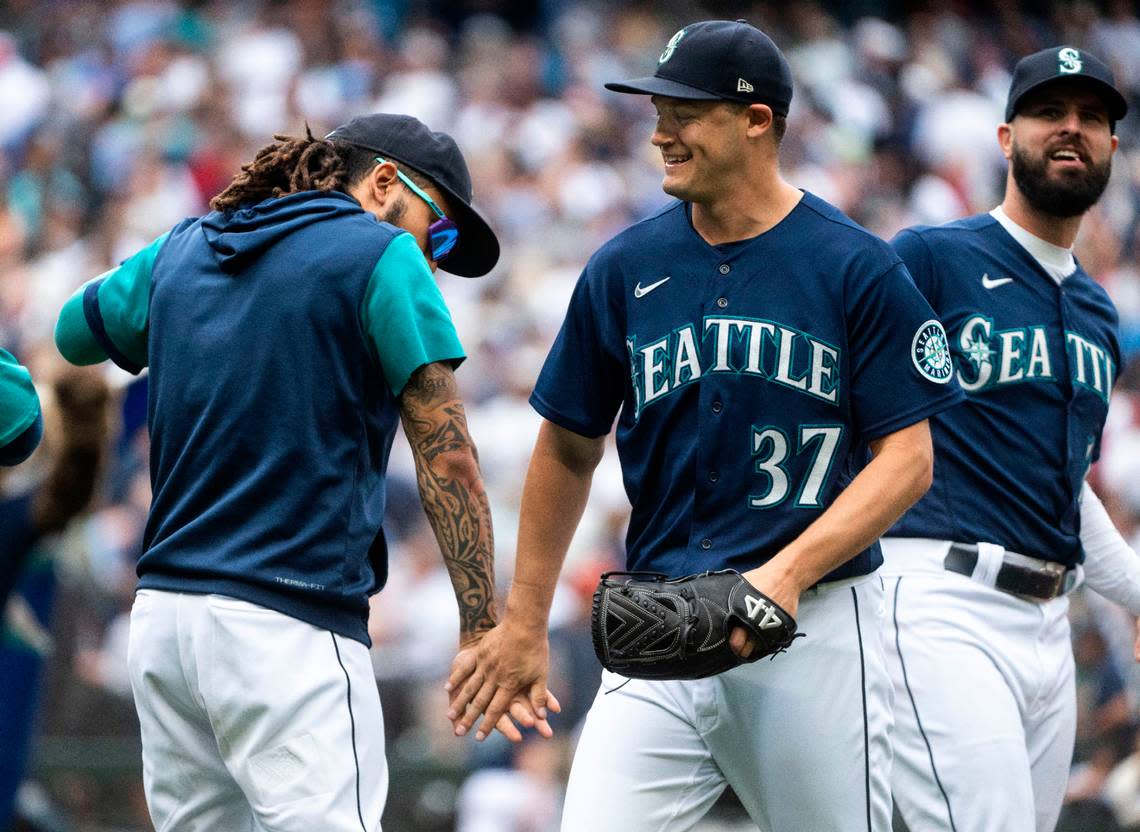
[912,320,953,384]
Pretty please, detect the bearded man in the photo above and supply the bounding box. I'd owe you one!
[880,46,1137,832]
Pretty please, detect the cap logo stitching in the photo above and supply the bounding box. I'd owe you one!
[659,28,685,64]
[737,78,754,93]
[1058,47,1082,74]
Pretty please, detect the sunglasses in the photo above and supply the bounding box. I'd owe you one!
[375,157,459,262]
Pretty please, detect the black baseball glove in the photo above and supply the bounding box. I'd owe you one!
[591,569,802,680]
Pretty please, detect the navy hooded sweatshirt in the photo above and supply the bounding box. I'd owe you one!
[55,190,465,645]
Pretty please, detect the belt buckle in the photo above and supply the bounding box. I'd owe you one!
[1000,554,1067,601]
[1027,560,1066,600]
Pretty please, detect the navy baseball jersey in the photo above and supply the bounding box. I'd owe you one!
[531,193,964,582]
[54,191,464,645]
[887,213,1121,567]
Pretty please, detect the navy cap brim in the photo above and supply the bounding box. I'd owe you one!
[604,75,725,100]
[333,137,500,278]
[1009,75,1128,123]
[434,196,499,278]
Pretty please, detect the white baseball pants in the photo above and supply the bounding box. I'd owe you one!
[127,590,387,832]
[880,538,1075,832]
[562,575,894,832]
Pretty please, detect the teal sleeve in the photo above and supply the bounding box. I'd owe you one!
[361,232,466,395]
[0,349,41,448]
[55,232,168,372]
[56,289,107,364]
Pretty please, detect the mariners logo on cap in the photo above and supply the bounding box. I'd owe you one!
[1058,47,1082,74]
[659,28,685,64]
[912,320,953,384]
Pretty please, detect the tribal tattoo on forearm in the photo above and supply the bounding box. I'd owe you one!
[400,362,496,637]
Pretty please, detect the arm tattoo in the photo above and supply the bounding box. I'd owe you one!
[400,363,496,636]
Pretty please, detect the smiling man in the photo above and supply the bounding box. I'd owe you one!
[880,47,1136,832]
[446,19,963,832]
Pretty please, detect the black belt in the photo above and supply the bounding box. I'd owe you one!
[944,543,1074,601]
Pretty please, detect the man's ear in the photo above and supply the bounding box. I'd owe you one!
[997,123,1013,161]
[366,160,400,208]
[744,103,774,139]
[350,160,399,215]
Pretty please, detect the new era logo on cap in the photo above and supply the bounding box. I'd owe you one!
[737,78,754,93]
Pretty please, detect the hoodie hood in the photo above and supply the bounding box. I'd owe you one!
[202,191,367,273]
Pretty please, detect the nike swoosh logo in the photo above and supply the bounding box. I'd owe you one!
[634,276,671,298]
[981,273,1014,289]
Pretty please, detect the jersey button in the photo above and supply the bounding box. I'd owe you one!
[718,264,731,274]
[716,297,728,308]
[700,538,713,550]
[709,471,719,482]
[711,401,723,413]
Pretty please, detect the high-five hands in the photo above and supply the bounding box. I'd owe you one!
[447,620,561,742]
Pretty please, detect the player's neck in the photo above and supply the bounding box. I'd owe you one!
[690,177,803,246]
[1000,187,1083,250]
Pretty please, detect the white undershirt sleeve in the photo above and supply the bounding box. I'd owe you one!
[1079,480,1140,616]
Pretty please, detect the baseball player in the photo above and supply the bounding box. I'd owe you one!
[1,348,44,617]
[881,48,1134,832]
[53,114,522,831]
[0,348,41,467]
[446,20,963,832]
[0,363,108,830]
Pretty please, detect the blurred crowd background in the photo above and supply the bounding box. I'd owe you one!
[4,0,1140,830]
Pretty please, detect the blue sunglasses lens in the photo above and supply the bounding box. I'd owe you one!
[430,219,459,261]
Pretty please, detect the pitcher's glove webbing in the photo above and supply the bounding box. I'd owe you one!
[591,569,803,680]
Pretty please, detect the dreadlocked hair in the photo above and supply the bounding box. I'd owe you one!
[210,126,365,213]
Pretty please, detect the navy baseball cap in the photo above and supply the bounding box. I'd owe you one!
[1005,46,1128,124]
[605,20,793,116]
[326,113,500,278]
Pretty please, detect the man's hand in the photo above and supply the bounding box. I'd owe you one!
[446,619,560,742]
[592,570,801,679]
[731,560,805,659]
